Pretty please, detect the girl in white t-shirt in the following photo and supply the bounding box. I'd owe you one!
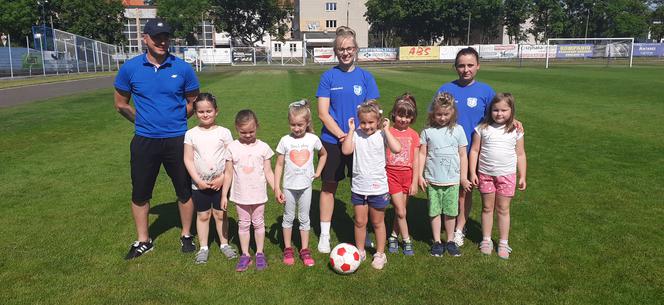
[274,100,328,267]
[221,110,275,272]
[469,93,527,260]
[341,101,401,270]
[183,93,237,264]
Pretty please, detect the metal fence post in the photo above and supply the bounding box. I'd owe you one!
[74,36,80,73]
[8,34,14,78]
[83,40,89,72]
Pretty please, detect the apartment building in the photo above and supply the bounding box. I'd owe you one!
[293,0,370,47]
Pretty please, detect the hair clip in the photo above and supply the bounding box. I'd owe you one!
[289,100,307,108]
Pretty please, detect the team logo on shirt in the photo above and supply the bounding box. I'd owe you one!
[353,85,362,96]
[467,97,477,108]
[171,74,178,78]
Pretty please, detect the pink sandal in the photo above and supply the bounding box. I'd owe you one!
[299,248,315,267]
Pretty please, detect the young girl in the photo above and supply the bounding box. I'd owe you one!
[469,93,527,260]
[274,100,328,267]
[341,101,401,270]
[183,93,238,264]
[221,110,275,271]
[418,92,472,257]
[386,93,420,256]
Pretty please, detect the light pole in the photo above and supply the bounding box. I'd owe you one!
[35,33,46,76]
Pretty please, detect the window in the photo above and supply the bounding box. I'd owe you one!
[289,43,297,52]
[325,2,337,11]
[274,43,282,52]
[326,20,337,28]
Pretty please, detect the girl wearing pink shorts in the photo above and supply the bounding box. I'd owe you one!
[469,93,527,259]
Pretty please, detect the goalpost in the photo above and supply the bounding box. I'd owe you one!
[545,38,634,68]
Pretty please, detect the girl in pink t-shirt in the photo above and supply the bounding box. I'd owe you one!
[221,110,275,271]
[385,93,420,256]
[469,93,527,260]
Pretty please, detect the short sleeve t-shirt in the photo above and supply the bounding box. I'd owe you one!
[316,66,380,144]
[435,80,495,149]
[226,140,274,205]
[351,129,388,195]
[475,124,523,176]
[276,133,323,190]
[420,125,468,185]
[386,127,420,171]
[184,126,233,190]
[114,53,200,138]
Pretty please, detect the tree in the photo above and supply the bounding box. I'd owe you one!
[503,0,532,43]
[592,0,649,38]
[651,6,664,41]
[156,0,210,45]
[530,0,566,42]
[472,0,504,44]
[0,0,40,46]
[209,0,291,46]
[55,0,125,44]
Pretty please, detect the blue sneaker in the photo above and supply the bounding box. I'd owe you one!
[446,241,461,257]
[402,239,414,256]
[387,236,399,253]
[430,241,444,257]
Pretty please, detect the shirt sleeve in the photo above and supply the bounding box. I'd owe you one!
[276,137,286,155]
[419,129,427,144]
[316,71,331,98]
[225,144,235,161]
[456,126,468,147]
[313,136,323,151]
[222,128,233,146]
[183,64,200,93]
[411,129,420,147]
[184,129,194,145]
[114,64,131,92]
[364,70,380,100]
[263,143,275,160]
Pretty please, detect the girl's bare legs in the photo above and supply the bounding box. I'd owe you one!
[391,192,410,239]
[353,204,369,253]
[320,182,337,223]
[369,207,387,253]
[196,210,212,247]
[430,215,442,242]
[496,195,511,241]
[481,193,496,239]
[212,209,229,245]
[456,189,473,232]
[444,215,456,242]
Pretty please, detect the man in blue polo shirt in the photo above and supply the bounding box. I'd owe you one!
[114,18,200,260]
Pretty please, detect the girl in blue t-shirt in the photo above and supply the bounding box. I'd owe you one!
[315,26,380,253]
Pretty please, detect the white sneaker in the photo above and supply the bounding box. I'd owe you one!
[371,252,387,270]
[317,234,331,253]
[453,231,465,247]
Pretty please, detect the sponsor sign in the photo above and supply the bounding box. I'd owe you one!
[199,48,231,64]
[556,44,594,58]
[633,43,664,57]
[232,49,254,63]
[399,46,440,60]
[313,47,337,63]
[357,48,397,61]
[440,46,471,60]
[479,44,518,59]
[519,45,557,59]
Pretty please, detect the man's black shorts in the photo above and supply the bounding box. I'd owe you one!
[130,135,191,203]
[320,141,353,183]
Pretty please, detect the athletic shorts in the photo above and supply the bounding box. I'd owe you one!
[321,141,353,183]
[130,135,192,203]
[478,173,516,197]
[387,168,413,195]
[351,192,390,209]
[427,184,459,217]
[192,189,222,212]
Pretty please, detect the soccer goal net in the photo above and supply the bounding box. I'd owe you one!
[545,38,634,68]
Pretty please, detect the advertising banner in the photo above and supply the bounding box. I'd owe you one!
[556,44,594,58]
[479,44,518,59]
[232,48,254,63]
[440,46,470,60]
[199,48,231,64]
[519,45,557,58]
[399,46,440,60]
[357,48,398,61]
[314,47,337,63]
[633,43,664,57]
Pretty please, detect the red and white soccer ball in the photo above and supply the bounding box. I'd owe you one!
[329,243,361,274]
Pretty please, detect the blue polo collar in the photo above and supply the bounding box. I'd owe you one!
[141,52,174,68]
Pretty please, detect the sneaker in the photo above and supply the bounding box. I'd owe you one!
[220,244,238,259]
[180,235,196,253]
[479,240,493,255]
[124,239,154,260]
[299,248,315,267]
[453,231,465,247]
[195,248,209,264]
[446,241,461,257]
[387,236,399,254]
[402,240,415,256]
[235,254,252,272]
[317,234,331,253]
[283,247,295,265]
[256,253,268,270]
[430,241,445,257]
[498,243,512,260]
[371,252,387,270]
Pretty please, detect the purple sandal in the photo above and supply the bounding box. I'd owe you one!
[235,254,252,272]
[255,253,268,270]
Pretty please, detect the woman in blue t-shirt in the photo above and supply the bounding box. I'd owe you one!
[315,26,379,253]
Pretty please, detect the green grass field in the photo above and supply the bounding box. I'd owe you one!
[1,65,663,305]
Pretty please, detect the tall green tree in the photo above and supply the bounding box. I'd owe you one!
[209,0,291,46]
[472,0,503,43]
[592,0,649,38]
[156,0,210,45]
[503,0,532,43]
[651,6,664,41]
[55,0,125,44]
[530,0,566,42]
[0,0,40,46]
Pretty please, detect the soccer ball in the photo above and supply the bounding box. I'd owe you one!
[329,243,362,274]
